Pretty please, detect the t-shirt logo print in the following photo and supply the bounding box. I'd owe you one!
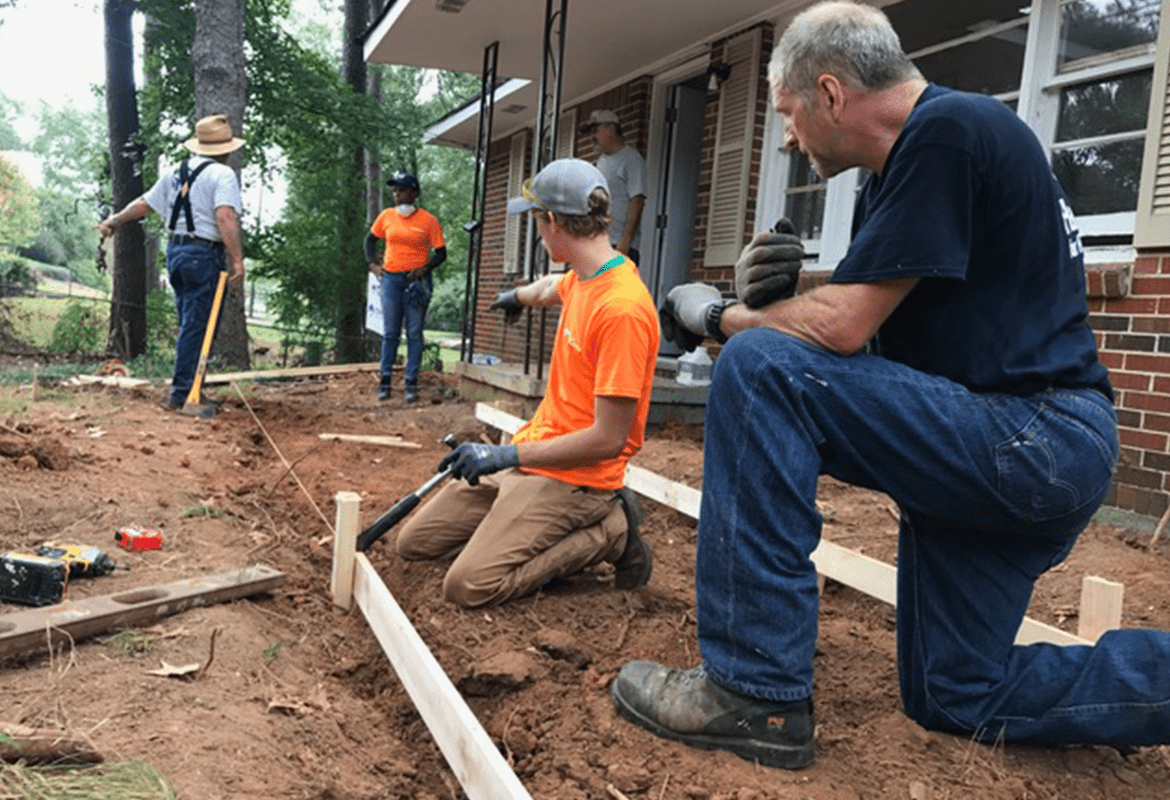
[562,325,582,354]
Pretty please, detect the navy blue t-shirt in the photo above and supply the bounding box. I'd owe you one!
[831,84,1111,399]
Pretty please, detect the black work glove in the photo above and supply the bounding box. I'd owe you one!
[659,283,726,353]
[734,218,804,309]
[489,288,524,325]
[439,443,520,486]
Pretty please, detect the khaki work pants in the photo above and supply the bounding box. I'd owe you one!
[395,468,628,607]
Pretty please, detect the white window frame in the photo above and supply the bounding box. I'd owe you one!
[757,0,1161,259]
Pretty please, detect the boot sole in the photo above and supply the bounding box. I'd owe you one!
[611,682,816,769]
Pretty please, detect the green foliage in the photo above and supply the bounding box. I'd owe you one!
[0,91,22,150]
[0,252,35,297]
[262,641,286,662]
[427,273,466,333]
[107,629,160,654]
[0,156,40,248]
[49,300,104,354]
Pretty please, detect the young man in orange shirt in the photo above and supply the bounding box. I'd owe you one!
[394,158,660,607]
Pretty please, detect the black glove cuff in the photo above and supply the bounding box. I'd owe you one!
[705,300,734,345]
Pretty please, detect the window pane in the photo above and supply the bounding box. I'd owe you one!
[783,151,825,240]
[887,0,1028,54]
[1059,0,1160,67]
[785,189,826,241]
[1052,138,1144,215]
[1056,70,1152,140]
[913,27,1027,95]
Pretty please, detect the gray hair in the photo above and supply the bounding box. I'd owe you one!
[769,1,922,103]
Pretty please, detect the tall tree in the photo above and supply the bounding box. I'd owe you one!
[193,0,250,370]
[103,0,147,358]
[334,0,369,362]
[365,0,384,224]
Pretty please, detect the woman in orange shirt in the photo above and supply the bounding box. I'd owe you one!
[364,171,446,403]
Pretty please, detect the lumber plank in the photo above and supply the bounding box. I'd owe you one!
[1077,575,1124,643]
[332,492,360,610]
[202,361,382,384]
[353,553,534,800]
[0,565,286,659]
[319,433,421,449]
[472,402,1094,648]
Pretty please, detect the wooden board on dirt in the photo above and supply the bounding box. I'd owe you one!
[318,433,421,449]
[203,362,383,384]
[0,565,286,659]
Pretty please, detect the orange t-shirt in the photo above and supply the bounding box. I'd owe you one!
[370,207,445,272]
[511,259,660,490]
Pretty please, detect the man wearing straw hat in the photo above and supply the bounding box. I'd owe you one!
[99,114,246,411]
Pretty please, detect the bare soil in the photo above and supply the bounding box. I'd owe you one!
[3,368,1170,800]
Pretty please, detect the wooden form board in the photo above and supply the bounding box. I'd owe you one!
[319,433,422,449]
[0,565,286,659]
[332,494,535,800]
[202,361,382,385]
[474,402,1097,647]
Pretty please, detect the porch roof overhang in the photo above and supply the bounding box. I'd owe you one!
[364,0,801,149]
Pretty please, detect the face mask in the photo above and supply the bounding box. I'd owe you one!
[397,204,416,217]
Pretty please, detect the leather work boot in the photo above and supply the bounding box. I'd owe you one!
[377,374,392,401]
[612,488,652,590]
[611,662,816,769]
[404,380,420,404]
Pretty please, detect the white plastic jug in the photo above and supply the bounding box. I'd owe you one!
[676,346,713,386]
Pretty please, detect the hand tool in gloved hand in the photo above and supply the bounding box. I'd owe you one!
[182,270,228,419]
[734,217,805,309]
[659,283,733,353]
[356,434,460,551]
[489,288,524,325]
[440,442,520,487]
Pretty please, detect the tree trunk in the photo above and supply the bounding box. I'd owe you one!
[366,0,384,224]
[192,0,250,370]
[334,0,370,363]
[362,0,385,361]
[103,0,146,359]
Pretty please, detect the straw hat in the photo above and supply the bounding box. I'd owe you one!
[183,115,245,156]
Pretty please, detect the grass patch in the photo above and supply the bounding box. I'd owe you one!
[0,760,177,799]
[106,630,160,655]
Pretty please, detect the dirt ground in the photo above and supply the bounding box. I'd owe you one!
[3,366,1170,800]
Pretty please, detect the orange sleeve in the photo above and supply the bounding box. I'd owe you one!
[429,213,445,249]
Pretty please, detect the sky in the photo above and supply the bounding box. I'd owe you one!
[0,0,332,221]
[0,1,124,130]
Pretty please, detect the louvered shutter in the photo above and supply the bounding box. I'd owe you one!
[704,28,763,266]
[503,131,528,275]
[1135,0,1170,247]
[557,109,576,158]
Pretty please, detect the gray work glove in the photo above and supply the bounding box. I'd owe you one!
[659,283,726,353]
[734,218,804,309]
[489,288,524,325]
[439,442,520,486]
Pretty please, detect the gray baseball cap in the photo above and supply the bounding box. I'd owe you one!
[507,158,610,216]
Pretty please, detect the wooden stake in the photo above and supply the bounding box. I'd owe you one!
[331,491,360,610]
[1149,501,1170,548]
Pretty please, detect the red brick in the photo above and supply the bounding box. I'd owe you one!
[1134,255,1160,274]
[1099,350,1124,369]
[1119,427,1168,450]
[1103,297,1158,314]
[1132,275,1170,295]
[1143,412,1170,432]
[1125,353,1170,374]
[1109,371,1151,391]
[1155,375,1170,394]
[1116,483,1137,510]
[1123,393,1170,413]
[1133,316,1170,334]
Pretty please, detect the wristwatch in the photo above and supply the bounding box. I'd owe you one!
[704,299,734,345]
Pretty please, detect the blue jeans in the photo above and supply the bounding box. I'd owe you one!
[380,271,432,384]
[698,329,1170,747]
[167,241,225,405]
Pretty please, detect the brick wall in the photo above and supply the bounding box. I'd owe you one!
[1091,253,1170,517]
